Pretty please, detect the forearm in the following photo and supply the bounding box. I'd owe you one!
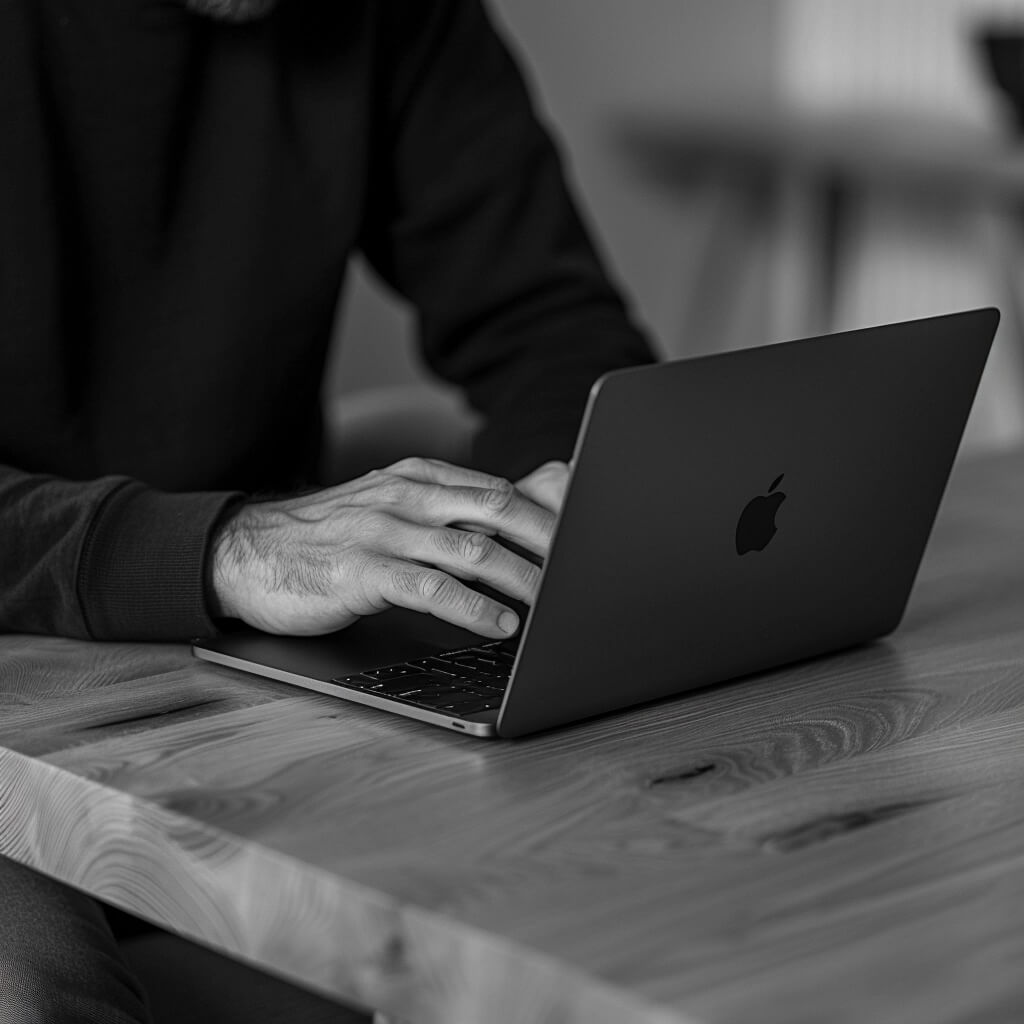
[360,0,655,481]
[0,464,241,640]
[465,315,654,479]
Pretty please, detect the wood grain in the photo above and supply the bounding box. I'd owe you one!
[3,449,1024,1023]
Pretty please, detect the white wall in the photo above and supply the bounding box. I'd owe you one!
[779,0,1024,449]
[780,0,1021,124]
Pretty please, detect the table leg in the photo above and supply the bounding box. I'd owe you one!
[975,200,1024,447]
[770,167,846,344]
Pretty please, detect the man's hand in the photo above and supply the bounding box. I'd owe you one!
[210,457,571,638]
[514,459,570,514]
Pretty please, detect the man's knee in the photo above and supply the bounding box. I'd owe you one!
[1,935,151,1024]
[0,855,151,1024]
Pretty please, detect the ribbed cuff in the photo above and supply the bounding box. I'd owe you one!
[76,482,244,641]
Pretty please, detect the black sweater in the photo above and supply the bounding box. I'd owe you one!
[0,0,653,641]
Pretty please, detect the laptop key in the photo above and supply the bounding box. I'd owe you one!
[408,657,463,676]
[439,655,503,675]
[459,683,506,697]
[440,698,497,715]
[431,662,482,680]
[409,690,479,707]
[417,683,472,697]
[361,664,425,682]
[373,675,439,695]
[491,639,521,657]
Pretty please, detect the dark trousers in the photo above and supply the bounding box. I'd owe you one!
[0,855,373,1024]
[0,855,152,1024]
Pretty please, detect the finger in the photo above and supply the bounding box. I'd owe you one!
[384,456,510,493]
[376,558,520,638]
[516,461,570,514]
[419,481,556,557]
[397,523,542,605]
[351,459,556,556]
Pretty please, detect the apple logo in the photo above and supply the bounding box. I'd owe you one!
[735,474,786,555]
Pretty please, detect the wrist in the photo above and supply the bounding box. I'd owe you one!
[209,504,251,621]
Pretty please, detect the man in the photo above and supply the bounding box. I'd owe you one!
[0,0,653,1019]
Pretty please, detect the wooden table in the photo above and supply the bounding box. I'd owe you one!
[3,449,1024,1024]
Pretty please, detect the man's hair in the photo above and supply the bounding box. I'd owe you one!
[185,0,279,22]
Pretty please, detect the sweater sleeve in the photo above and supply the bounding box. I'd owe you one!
[0,464,241,640]
[358,0,656,481]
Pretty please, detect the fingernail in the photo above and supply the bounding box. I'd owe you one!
[498,611,519,634]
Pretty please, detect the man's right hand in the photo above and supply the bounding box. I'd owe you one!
[210,457,560,638]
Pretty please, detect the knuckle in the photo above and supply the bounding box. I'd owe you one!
[418,570,455,604]
[417,571,486,621]
[433,529,492,567]
[360,508,397,539]
[481,478,516,515]
[520,560,542,591]
[458,588,488,622]
[390,456,429,476]
[390,566,423,598]
[458,531,494,567]
[431,528,462,559]
[375,477,413,506]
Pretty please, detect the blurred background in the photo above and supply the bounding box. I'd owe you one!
[325,0,1024,459]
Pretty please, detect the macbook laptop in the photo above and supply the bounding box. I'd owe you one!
[193,307,998,738]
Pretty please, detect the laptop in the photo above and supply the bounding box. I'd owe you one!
[193,307,998,739]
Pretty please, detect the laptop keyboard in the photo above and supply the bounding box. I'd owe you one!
[331,638,519,718]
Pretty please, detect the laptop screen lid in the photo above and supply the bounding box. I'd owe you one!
[495,308,997,737]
